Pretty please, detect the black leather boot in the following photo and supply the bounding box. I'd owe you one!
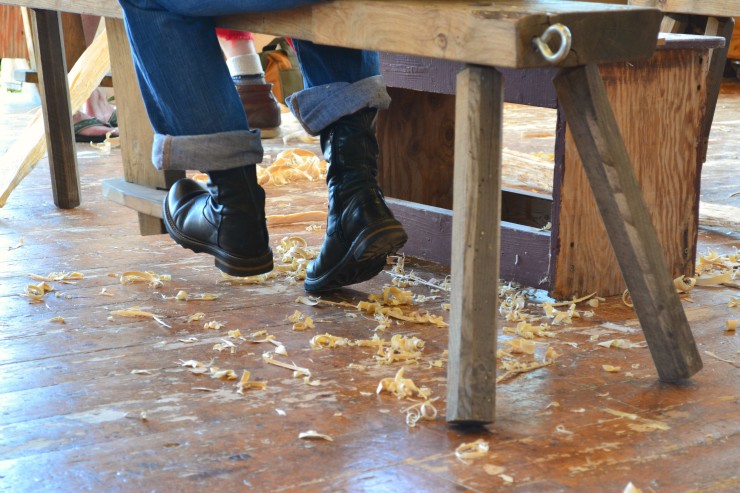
[305,108,408,291]
[162,165,273,276]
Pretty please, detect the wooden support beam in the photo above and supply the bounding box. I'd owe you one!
[105,17,184,235]
[699,16,734,165]
[446,66,503,424]
[32,9,80,209]
[553,64,702,382]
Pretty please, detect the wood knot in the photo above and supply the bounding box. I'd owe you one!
[435,33,448,49]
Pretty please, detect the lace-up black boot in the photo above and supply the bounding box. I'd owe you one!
[163,165,273,276]
[305,108,407,291]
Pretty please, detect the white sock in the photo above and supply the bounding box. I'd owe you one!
[226,53,264,77]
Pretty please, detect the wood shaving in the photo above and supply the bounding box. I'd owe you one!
[376,367,431,400]
[262,354,312,379]
[503,321,555,339]
[236,370,266,394]
[455,439,489,464]
[130,369,154,375]
[295,296,320,306]
[310,333,350,349]
[545,292,597,307]
[210,367,238,380]
[172,291,219,301]
[8,237,23,250]
[726,320,737,332]
[50,316,65,324]
[258,148,327,186]
[119,271,170,288]
[622,290,634,308]
[623,482,643,493]
[401,398,439,427]
[275,409,286,416]
[213,339,236,353]
[597,339,647,349]
[22,282,53,302]
[602,408,670,430]
[505,338,536,355]
[703,351,740,367]
[288,309,314,331]
[28,271,84,282]
[110,308,170,327]
[204,320,226,330]
[602,365,621,372]
[100,288,114,297]
[187,312,205,323]
[298,430,333,442]
[267,211,327,226]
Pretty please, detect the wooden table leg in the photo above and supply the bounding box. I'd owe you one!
[104,17,184,235]
[553,64,702,382]
[32,9,80,209]
[446,66,503,424]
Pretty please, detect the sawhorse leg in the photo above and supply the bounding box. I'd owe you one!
[105,18,183,235]
[554,64,702,382]
[446,65,503,424]
[32,9,80,209]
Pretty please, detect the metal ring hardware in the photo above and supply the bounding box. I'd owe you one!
[533,24,573,65]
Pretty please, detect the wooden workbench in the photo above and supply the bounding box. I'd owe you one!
[0,0,703,425]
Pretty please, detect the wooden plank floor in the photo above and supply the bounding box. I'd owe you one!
[0,85,738,493]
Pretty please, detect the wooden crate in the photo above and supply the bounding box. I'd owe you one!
[378,35,719,298]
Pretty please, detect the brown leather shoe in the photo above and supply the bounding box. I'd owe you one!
[235,80,282,139]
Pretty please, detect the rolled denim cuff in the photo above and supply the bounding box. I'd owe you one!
[152,129,264,172]
[286,75,391,136]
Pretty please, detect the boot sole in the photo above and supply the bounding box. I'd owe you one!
[304,219,408,292]
[163,199,274,277]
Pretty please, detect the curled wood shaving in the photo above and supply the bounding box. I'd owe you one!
[236,370,266,394]
[22,282,53,302]
[622,290,634,308]
[310,333,350,349]
[401,398,439,427]
[219,271,277,285]
[298,430,333,442]
[213,339,236,353]
[602,365,621,372]
[726,319,738,332]
[376,367,431,400]
[288,309,315,331]
[674,275,697,293]
[187,312,205,323]
[455,439,489,464]
[296,296,320,306]
[258,148,327,186]
[119,271,170,288]
[368,287,415,306]
[50,316,65,324]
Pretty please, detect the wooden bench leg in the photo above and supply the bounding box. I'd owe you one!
[553,64,702,382]
[699,16,735,165]
[446,66,503,424]
[32,9,80,209]
[104,18,184,235]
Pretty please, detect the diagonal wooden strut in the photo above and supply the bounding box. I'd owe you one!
[553,64,702,382]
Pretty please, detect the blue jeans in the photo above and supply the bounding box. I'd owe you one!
[117,0,391,172]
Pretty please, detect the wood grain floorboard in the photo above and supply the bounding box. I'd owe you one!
[0,87,737,492]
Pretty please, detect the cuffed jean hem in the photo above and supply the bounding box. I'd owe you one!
[286,75,391,136]
[152,129,264,172]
